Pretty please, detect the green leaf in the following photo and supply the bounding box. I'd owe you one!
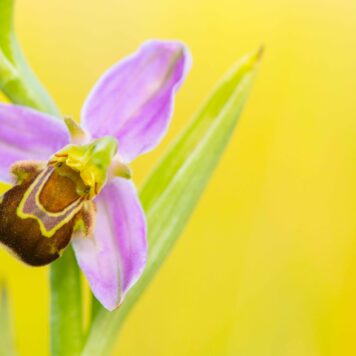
[81,49,262,355]
[0,2,83,353]
[0,284,16,356]
[0,0,59,115]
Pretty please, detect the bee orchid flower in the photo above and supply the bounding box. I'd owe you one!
[0,40,191,310]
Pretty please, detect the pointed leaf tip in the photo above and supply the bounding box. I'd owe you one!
[257,45,265,61]
[246,46,264,69]
[236,46,264,76]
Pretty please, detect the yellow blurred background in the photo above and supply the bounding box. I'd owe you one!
[0,0,356,355]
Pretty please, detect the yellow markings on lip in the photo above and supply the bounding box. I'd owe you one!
[15,137,125,238]
[50,136,120,199]
[17,167,85,238]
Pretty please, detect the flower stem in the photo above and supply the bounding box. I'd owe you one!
[50,249,83,356]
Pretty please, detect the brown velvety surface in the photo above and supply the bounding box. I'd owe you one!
[39,166,82,213]
[0,175,77,266]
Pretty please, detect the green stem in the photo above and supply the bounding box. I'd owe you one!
[50,249,83,356]
[0,0,83,354]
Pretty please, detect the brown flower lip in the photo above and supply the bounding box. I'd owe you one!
[0,161,93,266]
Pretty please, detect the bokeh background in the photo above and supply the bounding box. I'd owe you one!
[0,0,356,355]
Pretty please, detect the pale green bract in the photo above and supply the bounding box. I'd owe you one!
[0,0,261,355]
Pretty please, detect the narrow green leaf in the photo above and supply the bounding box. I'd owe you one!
[0,0,59,115]
[0,284,16,356]
[0,2,83,353]
[82,49,262,355]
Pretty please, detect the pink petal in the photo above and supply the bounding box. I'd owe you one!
[81,40,192,163]
[72,178,147,311]
[0,104,70,182]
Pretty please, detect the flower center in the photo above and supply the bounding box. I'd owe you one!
[14,136,121,239]
[49,136,119,199]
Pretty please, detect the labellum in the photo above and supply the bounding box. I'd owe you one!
[0,136,120,266]
[0,160,94,266]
